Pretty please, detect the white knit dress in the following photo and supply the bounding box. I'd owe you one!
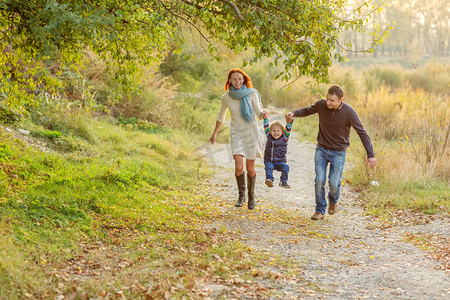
[216,91,265,159]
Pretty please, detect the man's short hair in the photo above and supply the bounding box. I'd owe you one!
[270,120,285,133]
[327,84,344,99]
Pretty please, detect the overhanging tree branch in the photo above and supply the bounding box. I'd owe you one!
[218,0,244,21]
[0,0,389,85]
[333,25,391,54]
[157,1,212,42]
[179,0,226,16]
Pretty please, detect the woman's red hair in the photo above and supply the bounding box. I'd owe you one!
[224,68,253,91]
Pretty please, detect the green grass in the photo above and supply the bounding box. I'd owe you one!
[0,116,253,299]
[360,179,449,216]
[292,114,318,142]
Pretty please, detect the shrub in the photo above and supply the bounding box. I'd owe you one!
[406,63,450,94]
[31,129,62,140]
[0,143,13,162]
[0,103,22,125]
[362,64,405,94]
[159,50,218,93]
[329,66,361,101]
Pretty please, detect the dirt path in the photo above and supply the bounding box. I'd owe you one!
[199,114,449,299]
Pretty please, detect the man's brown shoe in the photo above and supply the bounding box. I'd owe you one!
[311,212,324,220]
[328,203,338,215]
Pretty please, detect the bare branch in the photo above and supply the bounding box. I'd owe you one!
[332,25,390,54]
[266,4,299,22]
[279,72,304,91]
[341,3,385,23]
[218,0,244,21]
[156,1,212,42]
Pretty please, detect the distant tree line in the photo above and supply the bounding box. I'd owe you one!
[339,0,449,58]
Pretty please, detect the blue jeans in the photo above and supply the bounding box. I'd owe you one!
[314,146,346,214]
[264,161,289,183]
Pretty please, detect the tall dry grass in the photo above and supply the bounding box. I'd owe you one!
[114,71,179,126]
[355,87,449,182]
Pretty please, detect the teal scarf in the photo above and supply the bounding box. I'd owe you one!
[229,85,261,123]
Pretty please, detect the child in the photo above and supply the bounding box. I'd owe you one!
[263,112,294,188]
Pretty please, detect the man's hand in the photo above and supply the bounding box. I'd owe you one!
[367,157,376,168]
[285,112,294,123]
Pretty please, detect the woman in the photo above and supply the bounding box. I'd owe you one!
[209,68,266,210]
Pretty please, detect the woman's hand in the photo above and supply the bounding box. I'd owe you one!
[260,110,268,120]
[210,121,223,144]
[209,134,216,144]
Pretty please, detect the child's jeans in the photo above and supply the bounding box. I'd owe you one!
[264,161,289,183]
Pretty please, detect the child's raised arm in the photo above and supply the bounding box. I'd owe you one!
[263,118,270,138]
[284,120,294,142]
[285,113,294,123]
[262,111,270,137]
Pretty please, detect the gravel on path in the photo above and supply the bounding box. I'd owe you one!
[199,116,449,299]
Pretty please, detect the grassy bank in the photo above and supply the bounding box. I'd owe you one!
[1,113,271,299]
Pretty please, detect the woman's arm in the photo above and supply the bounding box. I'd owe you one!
[210,95,228,144]
[251,92,265,120]
[209,120,223,144]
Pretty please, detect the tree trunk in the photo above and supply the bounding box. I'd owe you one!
[362,32,366,57]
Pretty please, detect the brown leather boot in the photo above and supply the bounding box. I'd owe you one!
[235,173,246,207]
[247,174,256,210]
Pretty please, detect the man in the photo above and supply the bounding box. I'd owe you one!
[285,84,376,220]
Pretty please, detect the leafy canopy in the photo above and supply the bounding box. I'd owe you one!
[0,0,387,98]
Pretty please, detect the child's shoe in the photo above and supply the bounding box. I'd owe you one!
[279,182,291,188]
[265,179,274,187]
